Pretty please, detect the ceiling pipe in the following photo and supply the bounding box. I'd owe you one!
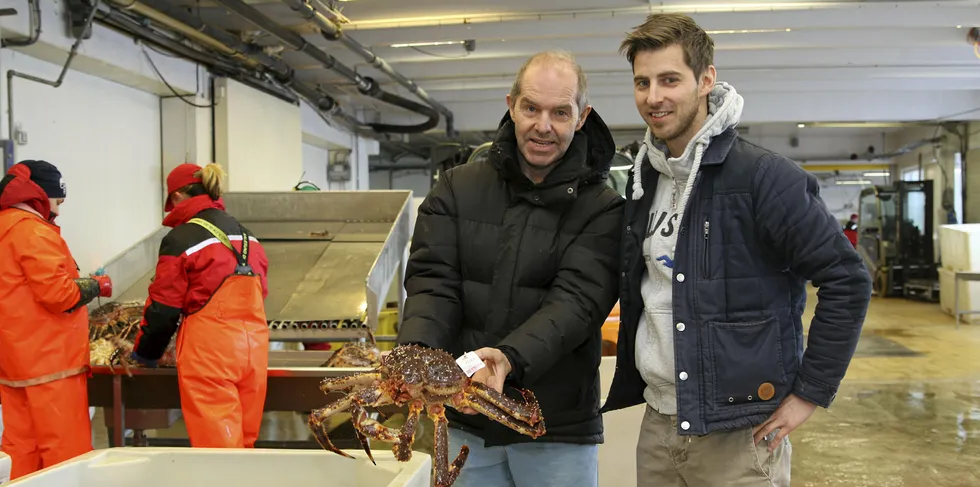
[101,0,365,133]
[1,0,41,48]
[104,0,291,79]
[283,0,456,138]
[210,0,368,90]
[210,0,440,133]
[96,7,299,104]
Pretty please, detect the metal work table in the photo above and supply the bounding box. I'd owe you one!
[953,270,980,328]
[87,350,381,448]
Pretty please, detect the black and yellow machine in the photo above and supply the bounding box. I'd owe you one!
[857,180,939,301]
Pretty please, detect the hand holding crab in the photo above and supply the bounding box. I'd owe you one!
[308,345,546,487]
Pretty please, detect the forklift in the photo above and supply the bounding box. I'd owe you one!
[857,180,939,301]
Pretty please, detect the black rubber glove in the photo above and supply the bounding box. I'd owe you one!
[66,278,102,313]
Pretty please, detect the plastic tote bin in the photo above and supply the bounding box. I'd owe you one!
[939,224,980,272]
[7,448,431,487]
[0,451,10,484]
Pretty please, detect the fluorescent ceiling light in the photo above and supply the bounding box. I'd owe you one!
[390,40,465,48]
[611,165,632,171]
[707,28,791,34]
[351,3,843,29]
[797,123,805,128]
[863,171,890,177]
[836,180,872,185]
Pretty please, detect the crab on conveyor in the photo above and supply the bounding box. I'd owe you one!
[87,300,176,375]
[320,329,383,368]
[308,344,546,487]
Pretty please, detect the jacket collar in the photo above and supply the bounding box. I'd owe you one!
[485,108,616,206]
[162,194,225,228]
[700,127,739,166]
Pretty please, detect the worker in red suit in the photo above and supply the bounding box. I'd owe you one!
[0,160,112,479]
[128,162,270,448]
[843,213,859,248]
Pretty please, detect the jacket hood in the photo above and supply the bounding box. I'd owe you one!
[630,81,744,203]
[0,164,52,220]
[487,107,616,187]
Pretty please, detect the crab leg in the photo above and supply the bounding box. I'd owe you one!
[428,404,469,487]
[346,387,396,466]
[350,399,424,461]
[465,382,543,426]
[319,372,381,393]
[308,396,356,459]
[456,394,546,438]
[349,404,377,466]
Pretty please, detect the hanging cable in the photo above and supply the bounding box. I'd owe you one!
[140,44,215,109]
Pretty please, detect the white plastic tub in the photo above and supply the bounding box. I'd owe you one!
[939,224,980,272]
[0,451,11,484]
[8,448,430,487]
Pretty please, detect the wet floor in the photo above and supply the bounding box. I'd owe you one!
[789,289,980,486]
[91,286,980,486]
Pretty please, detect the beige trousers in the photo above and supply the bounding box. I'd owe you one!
[636,405,791,487]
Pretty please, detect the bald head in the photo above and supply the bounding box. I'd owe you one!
[509,50,589,115]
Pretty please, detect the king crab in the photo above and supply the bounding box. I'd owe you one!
[321,329,382,368]
[308,344,546,487]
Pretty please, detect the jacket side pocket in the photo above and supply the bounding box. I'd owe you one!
[708,316,786,406]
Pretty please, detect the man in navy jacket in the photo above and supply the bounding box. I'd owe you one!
[601,13,872,486]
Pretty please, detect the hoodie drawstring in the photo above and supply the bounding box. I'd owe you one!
[630,129,653,200]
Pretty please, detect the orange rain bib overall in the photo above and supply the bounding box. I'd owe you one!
[177,218,269,448]
[0,209,93,478]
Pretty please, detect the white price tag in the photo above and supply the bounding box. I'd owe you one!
[456,351,486,377]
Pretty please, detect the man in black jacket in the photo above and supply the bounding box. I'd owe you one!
[396,50,624,487]
[602,13,872,486]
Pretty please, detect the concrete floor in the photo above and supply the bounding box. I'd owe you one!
[88,286,980,486]
[787,288,980,487]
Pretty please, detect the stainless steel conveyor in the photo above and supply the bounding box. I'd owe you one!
[86,190,415,446]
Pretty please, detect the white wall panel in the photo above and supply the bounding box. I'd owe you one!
[1,51,162,275]
[301,143,329,189]
[214,78,303,191]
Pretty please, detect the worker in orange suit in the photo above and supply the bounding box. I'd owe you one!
[0,160,113,479]
[128,162,270,448]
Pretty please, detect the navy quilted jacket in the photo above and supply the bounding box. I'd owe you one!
[601,128,872,436]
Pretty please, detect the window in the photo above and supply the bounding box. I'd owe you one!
[901,167,922,181]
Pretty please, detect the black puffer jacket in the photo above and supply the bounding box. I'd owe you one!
[397,109,624,447]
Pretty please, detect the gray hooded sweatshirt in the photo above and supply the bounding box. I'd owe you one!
[629,82,744,415]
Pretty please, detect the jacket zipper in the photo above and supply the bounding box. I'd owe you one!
[702,219,710,279]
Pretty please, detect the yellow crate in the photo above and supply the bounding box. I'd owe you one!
[375,308,399,351]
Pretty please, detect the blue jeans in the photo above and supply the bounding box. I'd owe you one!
[447,427,599,487]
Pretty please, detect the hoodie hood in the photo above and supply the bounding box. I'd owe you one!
[630,82,744,209]
[487,107,616,188]
[0,164,53,220]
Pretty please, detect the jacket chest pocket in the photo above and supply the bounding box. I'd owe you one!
[701,216,711,280]
[707,316,787,406]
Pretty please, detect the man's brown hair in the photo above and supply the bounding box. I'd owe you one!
[619,13,714,78]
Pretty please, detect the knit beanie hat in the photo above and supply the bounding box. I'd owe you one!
[18,160,66,198]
